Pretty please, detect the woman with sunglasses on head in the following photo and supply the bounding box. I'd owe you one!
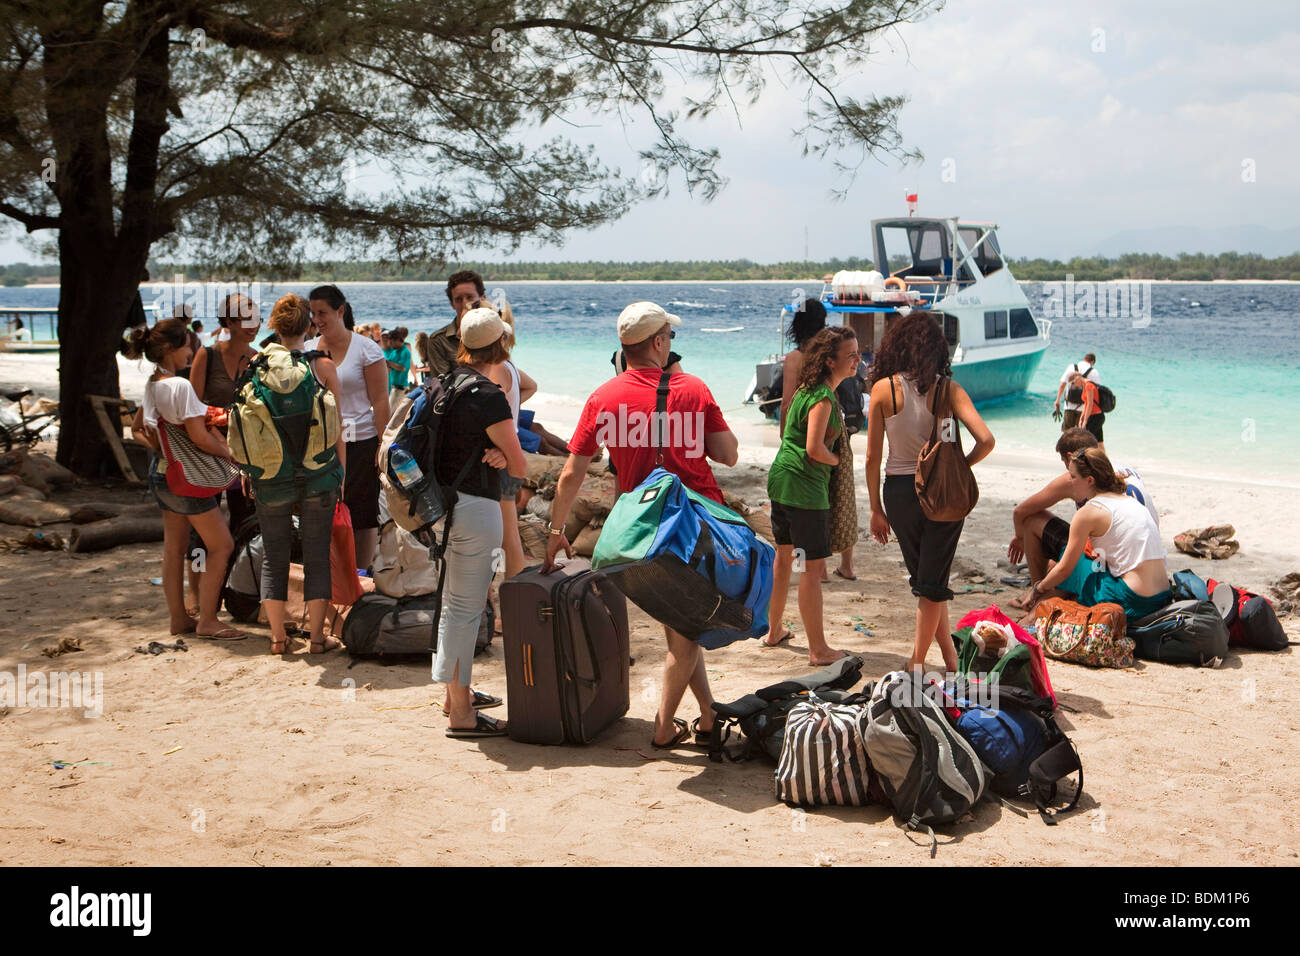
[1021,447,1169,621]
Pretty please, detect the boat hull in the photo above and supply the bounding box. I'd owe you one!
[951,346,1046,402]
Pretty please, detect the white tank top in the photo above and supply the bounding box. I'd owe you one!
[504,361,521,424]
[884,375,937,476]
[1086,494,1166,575]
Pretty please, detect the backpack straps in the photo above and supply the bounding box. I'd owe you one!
[651,368,672,465]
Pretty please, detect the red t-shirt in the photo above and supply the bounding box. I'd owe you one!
[569,368,731,504]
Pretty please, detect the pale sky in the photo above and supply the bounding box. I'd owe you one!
[4,0,1297,265]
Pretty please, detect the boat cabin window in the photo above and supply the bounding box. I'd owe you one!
[983,310,1008,339]
[878,223,953,279]
[958,228,1005,276]
[1009,307,1038,338]
[933,312,959,350]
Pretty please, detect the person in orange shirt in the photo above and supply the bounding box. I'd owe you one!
[1069,371,1106,453]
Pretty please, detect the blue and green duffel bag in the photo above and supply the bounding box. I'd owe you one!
[592,467,775,649]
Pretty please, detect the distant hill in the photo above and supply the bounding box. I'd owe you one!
[1089,225,1300,259]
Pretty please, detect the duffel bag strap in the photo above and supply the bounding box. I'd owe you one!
[652,369,672,465]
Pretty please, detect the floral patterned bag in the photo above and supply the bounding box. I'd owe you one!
[1031,597,1133,668]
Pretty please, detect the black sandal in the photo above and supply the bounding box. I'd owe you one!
[691,717,714,747]
[446,713,507,739]
[441,689,503,715]
[651,717,691,749]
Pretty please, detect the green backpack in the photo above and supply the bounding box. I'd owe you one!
[954,626,1035,696]
[228,344,343,505]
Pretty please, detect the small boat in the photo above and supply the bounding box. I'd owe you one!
[701,326,744,333]
[744,215,1051,416]
[0,306,59,353]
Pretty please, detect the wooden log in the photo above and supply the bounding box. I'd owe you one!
[68,502,158,524]
[69,513,165,552]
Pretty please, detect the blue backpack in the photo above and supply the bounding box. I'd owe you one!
[592,468,775,649]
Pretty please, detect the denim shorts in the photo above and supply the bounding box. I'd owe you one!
[150,473,220,516]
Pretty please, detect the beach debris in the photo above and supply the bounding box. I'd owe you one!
[1269,573,1300,616]
[853,624,875,636]
[134,639,188,655]
[0,529,65,552]
[41,637,83,658]
[1174,524,1239,560]
[162,746,183,755]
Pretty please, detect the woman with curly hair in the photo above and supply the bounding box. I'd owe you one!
[864,313,995,672]
[763,326,861,665]
[779,298,858,581]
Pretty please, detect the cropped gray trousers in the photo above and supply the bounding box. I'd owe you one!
[431,493,502,686]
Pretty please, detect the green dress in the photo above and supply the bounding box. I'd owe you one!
[767,383,840,510]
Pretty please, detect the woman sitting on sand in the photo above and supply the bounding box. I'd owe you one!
[125,318,246,640]
[763,326,860,666]
[434,308,527,738]
[864,312,995,672]
[1018,447,1170,621]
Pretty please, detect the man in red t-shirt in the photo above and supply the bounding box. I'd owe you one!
[543,302,739,749]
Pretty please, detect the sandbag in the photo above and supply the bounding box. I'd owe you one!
[0,475,16,496]
[0,496,71,526]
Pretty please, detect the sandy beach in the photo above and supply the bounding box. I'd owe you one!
[2,351,1298,866]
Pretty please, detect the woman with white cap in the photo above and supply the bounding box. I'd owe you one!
[436,307,528,738]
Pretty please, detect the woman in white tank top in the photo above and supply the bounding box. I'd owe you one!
[1027,448,1172,620]
[486,307,537,582]
[864,314,995,672]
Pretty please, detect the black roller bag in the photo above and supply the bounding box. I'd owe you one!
[501,558,630,744]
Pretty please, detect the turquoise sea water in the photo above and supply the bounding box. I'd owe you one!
[5,280,1299,483]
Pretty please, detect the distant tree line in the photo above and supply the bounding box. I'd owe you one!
[3,251,1300,284]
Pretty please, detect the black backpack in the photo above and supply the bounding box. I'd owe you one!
[976,684,1084,825]
[1070,363,1116,413]
[1129,599,1229,666]
[708,655,865,763]
[222,514,303,622]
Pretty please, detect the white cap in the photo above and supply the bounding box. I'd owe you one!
[460,307,506,349]
[617,301,681,345]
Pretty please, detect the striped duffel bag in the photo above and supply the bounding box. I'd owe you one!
[774,699,885,807]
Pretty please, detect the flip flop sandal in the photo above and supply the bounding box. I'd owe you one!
[309,635,343,654]
[446,713,507,739]
[198,627,248,641]
[651,717,691,750]
[832,569,857,581]
[442,689,503,716]
[761,627,795,648]
[691,717,714,747]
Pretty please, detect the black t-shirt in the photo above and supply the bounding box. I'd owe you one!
[434,371,512,499]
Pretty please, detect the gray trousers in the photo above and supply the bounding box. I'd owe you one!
[256,490,338,603]
[431,493,502,686]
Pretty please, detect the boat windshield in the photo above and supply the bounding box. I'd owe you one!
[957,227,1004,276]
[877,222,954,279]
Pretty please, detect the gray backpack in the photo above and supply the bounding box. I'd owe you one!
[863,671,989,851]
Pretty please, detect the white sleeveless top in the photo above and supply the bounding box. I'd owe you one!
[503,361,521,424]
[884,375,937,476]
[1086,494,1166,575]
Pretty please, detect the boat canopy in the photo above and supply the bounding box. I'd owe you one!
[871,217,1006,288]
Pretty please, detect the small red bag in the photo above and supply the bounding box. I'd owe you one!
[330,502,366,605]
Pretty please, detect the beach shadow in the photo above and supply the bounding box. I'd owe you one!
[1053,690,1112,721]
[472,716,716,772]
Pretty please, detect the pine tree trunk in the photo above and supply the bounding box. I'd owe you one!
[55,229,142,476]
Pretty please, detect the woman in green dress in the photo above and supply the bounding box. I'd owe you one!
[763,326,860,665]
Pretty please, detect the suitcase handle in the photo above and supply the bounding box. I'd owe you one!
[570,586,624,687]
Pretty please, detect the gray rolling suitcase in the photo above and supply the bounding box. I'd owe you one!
[501,558,630,744]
